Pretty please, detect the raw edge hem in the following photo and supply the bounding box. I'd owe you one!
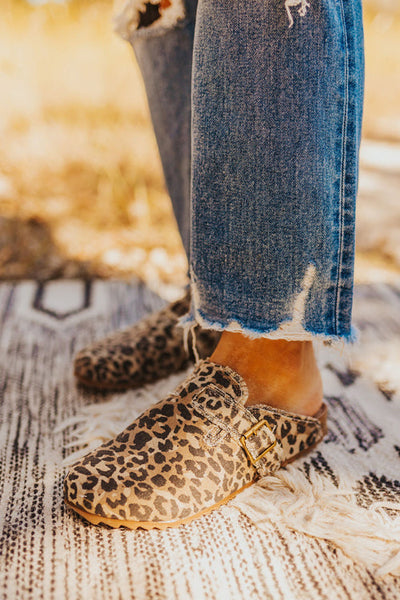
[178,310,358,349]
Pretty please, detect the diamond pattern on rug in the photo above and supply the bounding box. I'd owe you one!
[0,279,400,600]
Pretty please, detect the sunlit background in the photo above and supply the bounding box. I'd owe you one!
[0,0,399,298]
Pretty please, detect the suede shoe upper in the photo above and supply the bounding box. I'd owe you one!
[74,292,220,390]
[65,359,327,526]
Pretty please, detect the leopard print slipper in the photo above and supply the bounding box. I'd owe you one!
[73,291,220,390]
[64,359,327,530]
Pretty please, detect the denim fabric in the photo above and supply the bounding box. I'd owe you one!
[117,0,364,343]
[121,0,199,258]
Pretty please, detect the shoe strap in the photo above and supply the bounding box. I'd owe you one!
[192,383,284,476]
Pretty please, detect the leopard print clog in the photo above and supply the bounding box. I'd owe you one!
[73,291,220,390]
[64,359,328,529]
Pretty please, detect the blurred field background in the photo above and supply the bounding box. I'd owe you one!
[0,0,399,297]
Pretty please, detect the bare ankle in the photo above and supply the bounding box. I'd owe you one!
[210,332,323,417]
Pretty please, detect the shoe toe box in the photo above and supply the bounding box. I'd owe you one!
[63,404,252,526]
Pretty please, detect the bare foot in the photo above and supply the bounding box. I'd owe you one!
[210,331,323,417]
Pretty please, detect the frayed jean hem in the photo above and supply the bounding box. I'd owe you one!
[178,311,358,348]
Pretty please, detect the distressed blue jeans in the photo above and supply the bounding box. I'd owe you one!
[115,0,364,343]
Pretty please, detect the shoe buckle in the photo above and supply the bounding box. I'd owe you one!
[240,419,276,466]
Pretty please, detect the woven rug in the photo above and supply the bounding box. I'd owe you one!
[1,279,400,600]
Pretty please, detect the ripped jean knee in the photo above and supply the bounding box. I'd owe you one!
[285,0,311,27]
[114,0,186,39]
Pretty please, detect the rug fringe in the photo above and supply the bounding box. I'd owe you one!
[231,466,400,577]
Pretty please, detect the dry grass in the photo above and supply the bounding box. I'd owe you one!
[362,5,400,140]
[0,0,187,291]
[0,0,399,290]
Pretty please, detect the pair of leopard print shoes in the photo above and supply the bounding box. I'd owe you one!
[65,294,327,530]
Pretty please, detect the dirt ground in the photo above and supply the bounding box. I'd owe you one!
[0,0,399,296]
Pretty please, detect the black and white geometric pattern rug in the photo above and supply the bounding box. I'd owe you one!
[1,279,400,600]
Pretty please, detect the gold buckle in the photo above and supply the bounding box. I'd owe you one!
[240,419,276,466]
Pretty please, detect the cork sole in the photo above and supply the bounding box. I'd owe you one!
[74,372,185,393]
[75,374,144,392]
[74,365,191,392]
[65,481,255,530]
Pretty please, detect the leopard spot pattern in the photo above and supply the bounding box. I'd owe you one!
[74,291,221,390]
[65,359,327,524]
